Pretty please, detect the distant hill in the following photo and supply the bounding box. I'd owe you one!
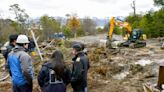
[31,16,125,28]
[32,17,110,28]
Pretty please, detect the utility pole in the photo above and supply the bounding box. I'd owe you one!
[131,0,136,16]
[29,28,44,61]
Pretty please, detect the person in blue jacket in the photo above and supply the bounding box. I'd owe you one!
[38,50,71,92]
[7,34,34,92]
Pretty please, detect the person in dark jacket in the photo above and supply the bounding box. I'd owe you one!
[38,50,71,92]
[3,34,18,60]
[71,44,90,92]
[28,37,36,52]
[7,34,34,92]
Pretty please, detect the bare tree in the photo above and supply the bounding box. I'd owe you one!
[81,17,97,35]
[9,4,29,33]
[131,0,136,16]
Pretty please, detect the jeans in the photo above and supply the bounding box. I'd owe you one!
[13,83,32,92]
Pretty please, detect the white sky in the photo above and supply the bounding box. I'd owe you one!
[0,0,159,19]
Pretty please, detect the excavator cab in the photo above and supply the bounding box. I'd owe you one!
[129,29,143,42]
[121,29,146,48]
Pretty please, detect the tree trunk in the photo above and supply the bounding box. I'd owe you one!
[74,31,77,38]
[73,28,77,38]
[131,0,136,16]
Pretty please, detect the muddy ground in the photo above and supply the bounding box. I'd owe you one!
[0,34,164,92]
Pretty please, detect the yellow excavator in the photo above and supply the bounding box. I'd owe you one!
[106,17,147,48]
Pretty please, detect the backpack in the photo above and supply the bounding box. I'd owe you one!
[42,67,66,92]
[49,68,64,84]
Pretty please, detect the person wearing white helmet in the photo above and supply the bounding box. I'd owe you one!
[7,34,34,92]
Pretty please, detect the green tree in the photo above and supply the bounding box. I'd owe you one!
[139,14,152,38]
[77,27,85,36]
[62,25,73,38]
[10,21,22,33]
[9,4,29,33]
[125,0,164,38]
[40,15,61,40]
[97,27,103,33]
[0,19,18,43]
[113,26,122,35]
[152,9,164,37]
[154,0,164,7]
[126,9,164,38]
[126,14,142,28]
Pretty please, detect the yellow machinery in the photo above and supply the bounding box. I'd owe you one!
[106,17,147,48]
[108,17,132,40]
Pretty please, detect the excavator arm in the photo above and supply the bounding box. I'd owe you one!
[108,17,115,40]
[108,17,132,40]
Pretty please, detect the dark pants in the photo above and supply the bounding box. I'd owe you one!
[73,87,87,92]
[42,83,66,92]
[73,90,84,92]
[13,83,32,92]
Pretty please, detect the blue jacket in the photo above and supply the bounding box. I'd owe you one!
[7,46,34,86]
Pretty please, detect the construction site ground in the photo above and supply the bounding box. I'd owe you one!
[0,34,164,92]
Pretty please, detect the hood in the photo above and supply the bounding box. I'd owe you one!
[77,51,85,56]
[9,43,15,48]
[43,62,54,70]
[13,45,26,52]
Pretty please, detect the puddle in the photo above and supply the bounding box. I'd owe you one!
[135,59,153,66]
[155,59,164,66]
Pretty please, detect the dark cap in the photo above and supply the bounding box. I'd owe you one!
[72,42,85,50]
[72,43,82,52]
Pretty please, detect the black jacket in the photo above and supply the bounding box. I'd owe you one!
[38,62,71,92]
[3,43,15,76]
[3,43,15,60]
[71,52,90,90]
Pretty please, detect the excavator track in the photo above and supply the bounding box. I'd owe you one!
[129,42,146,48]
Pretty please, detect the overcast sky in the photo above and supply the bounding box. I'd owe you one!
[0,0,159,19]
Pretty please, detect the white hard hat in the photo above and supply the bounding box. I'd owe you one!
[16,35,29,43]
